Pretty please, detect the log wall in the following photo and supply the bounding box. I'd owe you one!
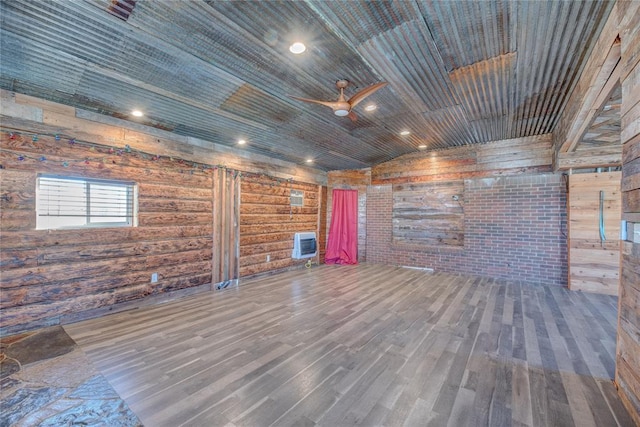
[0,92,327,335]
[239,174,320,276]
[0,132,214,334]
[616,0,640,423]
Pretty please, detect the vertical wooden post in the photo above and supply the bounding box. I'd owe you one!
[315,184,323,266]
[212,168,221,286]
[212,168,240,288]
[233,171,241,281]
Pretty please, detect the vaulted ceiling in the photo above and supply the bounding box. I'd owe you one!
[0,0,616,171]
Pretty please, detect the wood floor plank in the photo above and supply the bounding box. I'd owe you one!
[512,360,533,426]
[63,263,634,427]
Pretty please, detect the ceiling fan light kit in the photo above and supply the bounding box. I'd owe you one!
[289,42,306,54]
[290,79,387,122]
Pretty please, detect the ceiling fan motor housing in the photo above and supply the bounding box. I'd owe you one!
[333,101,351,115]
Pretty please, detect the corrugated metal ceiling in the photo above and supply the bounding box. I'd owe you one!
[0,0,615,171]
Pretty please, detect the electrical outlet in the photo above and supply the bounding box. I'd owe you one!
[266,254,271,262]
[151,273,158,283]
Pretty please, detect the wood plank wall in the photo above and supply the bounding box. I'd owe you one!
[392,181,464,247]
[239,174,319,276]
[326,169,370,262]
[0,132,214,334]
[372,134,552,185]
[567,172,621,295]
[616,1,640,423]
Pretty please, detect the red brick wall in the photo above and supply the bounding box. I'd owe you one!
[367,174,568,286]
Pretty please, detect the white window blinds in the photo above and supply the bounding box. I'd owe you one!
[37,175,137,229]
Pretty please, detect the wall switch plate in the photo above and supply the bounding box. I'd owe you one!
[151,273,158,283]
[266,254,271,262]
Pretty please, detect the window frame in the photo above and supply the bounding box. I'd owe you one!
[36,174,138,230]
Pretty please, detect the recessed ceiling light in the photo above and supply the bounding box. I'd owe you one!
[364,104,377,112]
[418,144,427,150]
[306,158,313,163]
[131,110,143,117]
[289,42,306,54]
[237,139,246,145]
[400,130,411,136]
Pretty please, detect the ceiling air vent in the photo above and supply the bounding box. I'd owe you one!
[107,0,136,21]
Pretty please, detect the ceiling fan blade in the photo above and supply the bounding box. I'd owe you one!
[347,82,388,108]
[347,111,358,122]
[288,95,337,109]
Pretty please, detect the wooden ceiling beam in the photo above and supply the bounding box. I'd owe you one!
[557,39,621,155]
[556,145,622,170]
[552,1,621,172]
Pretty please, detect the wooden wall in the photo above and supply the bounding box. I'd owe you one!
[1,132,214,334]
[239,174,320,276]
[616,0,640,423]
[567,172,621,295]
[392,181,464,247]
[0,92,327,335]
[372,134,552,185]
[326,169,370,262]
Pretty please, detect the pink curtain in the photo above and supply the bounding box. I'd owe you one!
[325,189,358,265]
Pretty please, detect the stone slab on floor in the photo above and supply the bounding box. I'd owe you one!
[0,326,141,427]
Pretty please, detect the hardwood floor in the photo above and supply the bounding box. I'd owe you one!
[64,264,634,426]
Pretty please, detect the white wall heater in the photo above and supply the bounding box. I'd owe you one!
[292,232,317,259]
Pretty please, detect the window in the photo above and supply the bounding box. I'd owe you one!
[37,175,137,230]
[290,189,304,207]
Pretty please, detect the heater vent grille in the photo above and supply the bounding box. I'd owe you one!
[292,232,317,259]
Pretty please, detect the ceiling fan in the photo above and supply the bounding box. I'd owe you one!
[289,80,387,122]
